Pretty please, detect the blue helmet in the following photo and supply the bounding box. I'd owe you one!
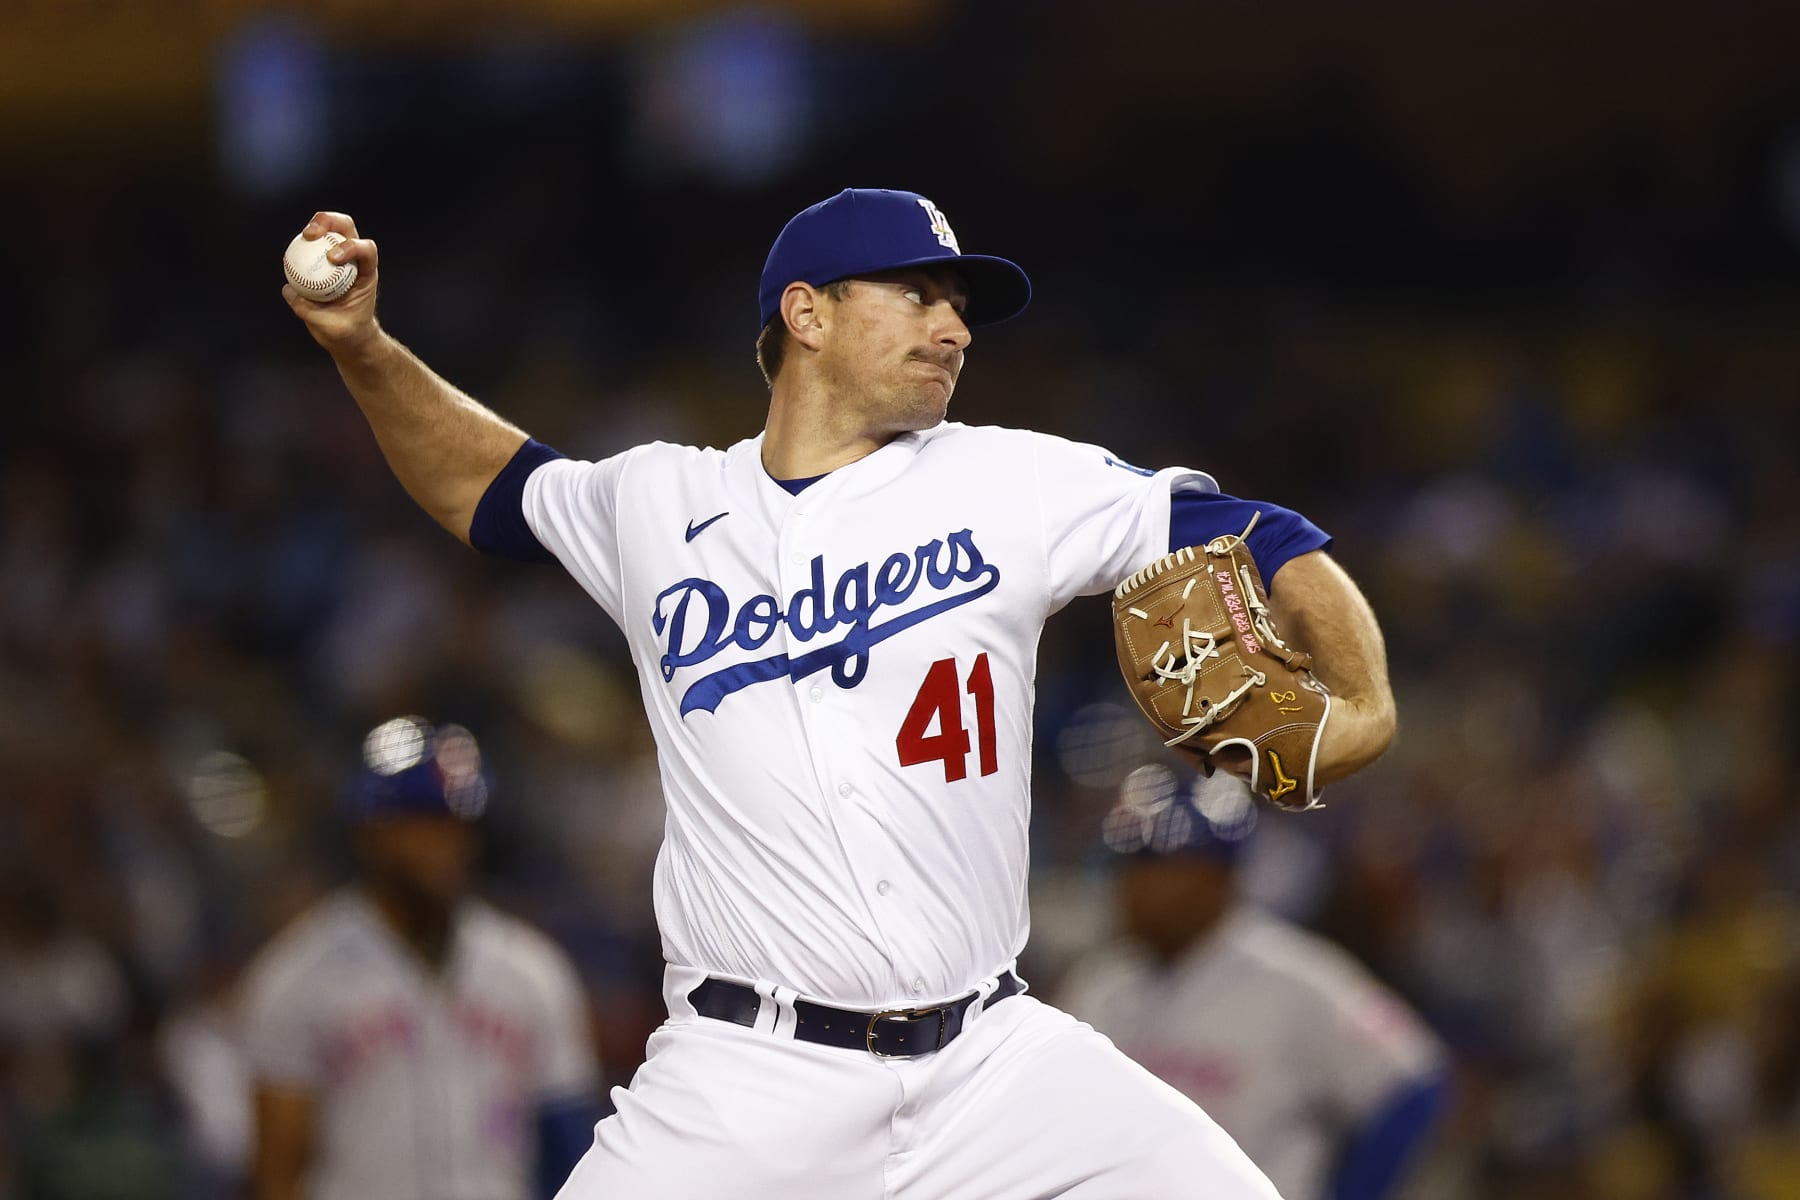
[1101,763,1257,863]
[343,716,490,822]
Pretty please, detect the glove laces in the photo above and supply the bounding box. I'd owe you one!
[1120,512,1287,748]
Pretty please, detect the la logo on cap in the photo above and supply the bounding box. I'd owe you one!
[917,198,960,253]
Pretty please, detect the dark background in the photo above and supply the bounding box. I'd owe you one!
[2,3,1798,1197]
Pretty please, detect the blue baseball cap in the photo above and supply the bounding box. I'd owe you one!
[1101,764,1257,863]
[343,716,491,822]
[758,188,1032,330]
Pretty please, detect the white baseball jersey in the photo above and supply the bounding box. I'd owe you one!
[239,889,598,1200]
[1059,906,1446,1200]
[522,423,1214,1009]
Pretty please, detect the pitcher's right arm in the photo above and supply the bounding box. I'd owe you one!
[282,211,528,543]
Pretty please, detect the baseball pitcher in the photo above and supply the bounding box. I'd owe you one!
[282,188,1398,1197]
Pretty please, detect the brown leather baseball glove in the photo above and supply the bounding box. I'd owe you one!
[1112,516,1331,811]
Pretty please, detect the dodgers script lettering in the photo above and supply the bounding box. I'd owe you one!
[652,530,1002,715]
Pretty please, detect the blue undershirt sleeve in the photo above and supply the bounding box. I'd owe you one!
[536,1094,606,1199]
[1168,491,1333,590]
[469,438,567,563]
[1326,1069,1450,1200]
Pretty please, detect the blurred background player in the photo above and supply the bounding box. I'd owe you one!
[238,717,601,1200]
[1057,767,1450,1200]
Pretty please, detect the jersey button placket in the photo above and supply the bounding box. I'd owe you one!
[777,500,810,591]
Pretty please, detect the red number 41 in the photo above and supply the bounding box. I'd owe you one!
[895,654,998,783]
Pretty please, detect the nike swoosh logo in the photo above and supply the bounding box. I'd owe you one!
[685,512,729,542]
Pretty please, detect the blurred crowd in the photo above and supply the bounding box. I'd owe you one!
[4,11,1800,1199]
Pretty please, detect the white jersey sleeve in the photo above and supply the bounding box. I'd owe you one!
[238,931,327,1089]
[519,447,653,625]
[526,936,601,1103]
[1299,942,1445,1123]
[1027,434,1216,609]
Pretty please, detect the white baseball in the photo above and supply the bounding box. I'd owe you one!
[283,231,358,302]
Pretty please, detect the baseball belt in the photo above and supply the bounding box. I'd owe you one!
[688,971,1024,1058]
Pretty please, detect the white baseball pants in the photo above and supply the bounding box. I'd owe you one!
[555,966,1282,1199]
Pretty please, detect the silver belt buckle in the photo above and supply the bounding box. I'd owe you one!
[866,1007,947,1058]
